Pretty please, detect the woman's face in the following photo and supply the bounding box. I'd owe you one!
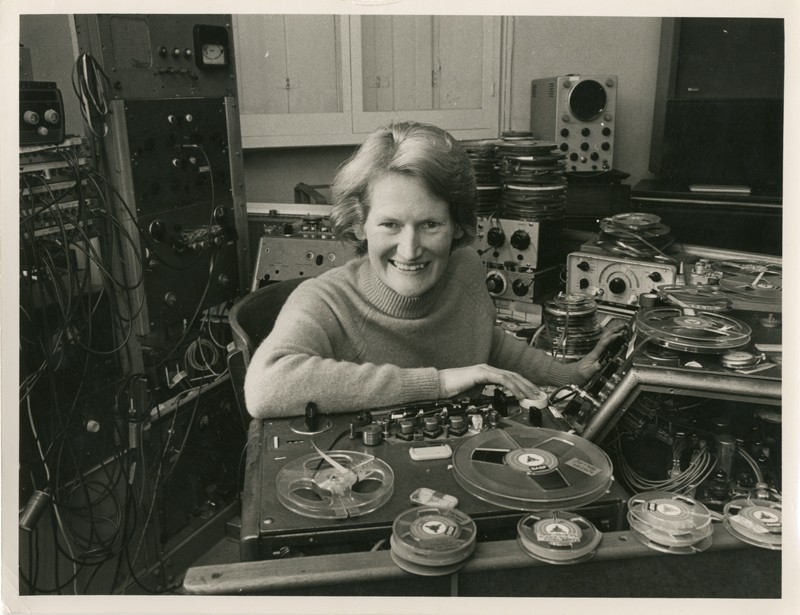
[356,172,461,297]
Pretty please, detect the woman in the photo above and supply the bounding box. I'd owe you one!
[244,121,624,418]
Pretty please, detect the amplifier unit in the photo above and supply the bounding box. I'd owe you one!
[476,216,561,271]
[531,75,617,172]
[566,251,677,307]
[20,81,65,146]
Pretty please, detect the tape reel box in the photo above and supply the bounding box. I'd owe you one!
[240,414,628,561]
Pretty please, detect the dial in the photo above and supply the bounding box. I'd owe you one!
[202,43,226,65]
[193,24,230,69]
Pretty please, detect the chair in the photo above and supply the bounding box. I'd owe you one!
[227,278,307,429]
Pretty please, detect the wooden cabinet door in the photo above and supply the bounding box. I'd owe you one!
[233,14,353,147]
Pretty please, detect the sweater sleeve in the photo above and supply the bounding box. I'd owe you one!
[489,326,578,387]
[243,282,440,418]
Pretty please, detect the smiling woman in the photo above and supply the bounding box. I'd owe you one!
[243,121,625,418]
[355,173,459,297]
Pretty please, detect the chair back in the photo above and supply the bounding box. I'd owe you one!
[227,278,306,427]
[229,278,307,365]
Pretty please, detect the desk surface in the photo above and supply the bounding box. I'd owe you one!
[183,524,780,597]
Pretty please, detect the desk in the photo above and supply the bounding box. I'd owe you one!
[183,524,780,596]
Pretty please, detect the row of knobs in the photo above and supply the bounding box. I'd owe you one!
[560,127,612,137]
[486,272,531,296]
[23,109,60,137]
[574,260,663,294]
[486,228,531,250]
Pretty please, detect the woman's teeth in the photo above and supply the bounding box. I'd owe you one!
[391,261,428,272]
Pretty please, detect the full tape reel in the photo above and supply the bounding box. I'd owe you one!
[276,450,394,519]
[390,507,477,576]
[517,511,602,564]
[722,498,782,550]
[635,307,751,353]
[452,427,614,511]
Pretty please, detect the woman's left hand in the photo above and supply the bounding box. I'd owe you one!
[573,320,630,385]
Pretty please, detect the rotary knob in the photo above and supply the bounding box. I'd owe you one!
[510,230,531,251]
[512,278,531,297]
[485,273,506,295]
[649,272,663,282]
[576,260,590,271]
[486,227,505,248]
[608,277,627,295]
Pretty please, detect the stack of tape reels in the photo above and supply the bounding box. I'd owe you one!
[389,507,477,575]
[627,491,714,555]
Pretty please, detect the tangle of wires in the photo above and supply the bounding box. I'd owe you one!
[19,136,237,594]
[605,395,717,496]
[72,53,111,138]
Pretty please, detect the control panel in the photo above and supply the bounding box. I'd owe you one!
[20,81,65,146]
[476,216,561,271]
[531,75,618,172]
[566,251,678,306]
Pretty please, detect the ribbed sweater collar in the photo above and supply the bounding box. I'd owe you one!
[357,256,449,320]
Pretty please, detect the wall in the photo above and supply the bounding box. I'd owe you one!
[17,14,663,201]
[508,16,662,187]
[243,145,357,204]
[242,16,662,202]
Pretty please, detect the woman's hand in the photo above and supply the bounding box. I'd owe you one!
[574,320,630,385]
[439,364,542,400]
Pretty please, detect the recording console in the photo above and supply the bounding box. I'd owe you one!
[240,399,629,563]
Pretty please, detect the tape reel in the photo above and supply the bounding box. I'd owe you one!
[722,498,782,550]
[608,212,662,231]
[627,491,714,554]
[517,511,602,564]
[656,284,732,312]
[452,427,614,511]
[390,507,477,576]
[635,307,751,353]
[276,450,394,519]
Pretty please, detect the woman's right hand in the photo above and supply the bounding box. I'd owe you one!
[439,364,541,400]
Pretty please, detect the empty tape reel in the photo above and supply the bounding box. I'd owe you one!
[517,511,602,564]
[628,520,713,555]
[452,427,613,511]
[722,498,782,550]
[276,450,393,519]
[718,276,782,303]
[628,491,713,533]
[390,507,477,576]
[607,212,662,231]
[635,307,751,353]
[656,284,732,312]
[627,491,714,554]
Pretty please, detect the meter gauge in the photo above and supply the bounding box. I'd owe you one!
[193,24,230,69]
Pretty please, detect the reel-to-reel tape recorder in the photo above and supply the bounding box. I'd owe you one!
[239,405,629,563]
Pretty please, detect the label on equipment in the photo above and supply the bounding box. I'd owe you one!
[565,458,601,476]
[536,522,582,544]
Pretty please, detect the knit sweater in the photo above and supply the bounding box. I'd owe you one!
[244,248,578,418]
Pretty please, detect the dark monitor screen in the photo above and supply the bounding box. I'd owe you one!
[656,99,783,195]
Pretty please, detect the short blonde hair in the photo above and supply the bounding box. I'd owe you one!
[330,121,477,255]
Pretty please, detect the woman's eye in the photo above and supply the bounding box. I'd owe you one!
[423,221,444,230]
